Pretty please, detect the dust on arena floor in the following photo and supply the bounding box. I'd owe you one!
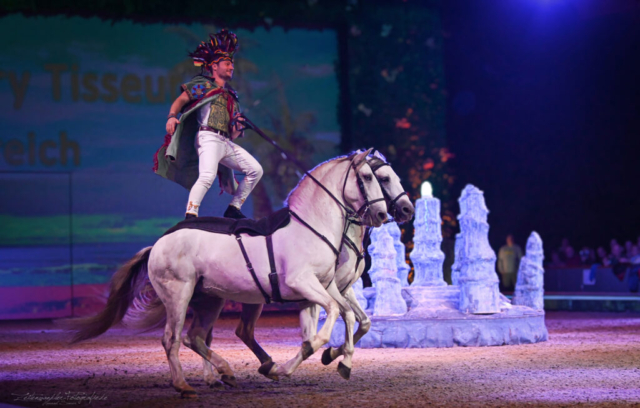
[1,311,639,407]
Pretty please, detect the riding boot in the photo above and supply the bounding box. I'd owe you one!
[223,205,247,219]
[185,213,197,220]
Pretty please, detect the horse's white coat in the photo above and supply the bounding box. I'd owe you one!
[147,150,388,394]
[231,160,414,378]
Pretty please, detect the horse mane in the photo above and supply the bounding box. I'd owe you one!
[367,156,386,172]
[284,151,359,208]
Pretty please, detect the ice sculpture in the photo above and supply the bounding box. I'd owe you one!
[386,222,410,286]
[352,278,368,310]
[512,232,545,310]
[451,233,464,286]
[457,185,501,314]
[409,196,447,287]
[368,226,407,316]
[322,185,548,349]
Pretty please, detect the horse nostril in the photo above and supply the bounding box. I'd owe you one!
[402,206,411,214]
[377,212,388,222]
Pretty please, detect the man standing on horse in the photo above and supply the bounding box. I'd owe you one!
[153,29,262,220]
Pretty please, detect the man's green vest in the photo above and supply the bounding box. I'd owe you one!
[153,78,239,195]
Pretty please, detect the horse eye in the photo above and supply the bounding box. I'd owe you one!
[364,174,373,182]
[379,177,390,183]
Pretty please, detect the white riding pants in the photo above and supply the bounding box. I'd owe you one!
[186,131,263,216]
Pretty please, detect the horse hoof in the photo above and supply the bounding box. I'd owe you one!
[182,337,192,348]
[221,374,238,388]
[321,348,335,366]
[337,362,351,380]
[258,361,277,378]
[301,340,314,360]
[208,380,224,390]
[181,390,198,399]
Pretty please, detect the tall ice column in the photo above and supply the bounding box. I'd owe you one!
[387,221,410,286]
[409,196,447,287]
[404,195,460,316]
[513,232,545,310]
[451,233,464,286]
[457,185,501,314]
[369,226,407,316]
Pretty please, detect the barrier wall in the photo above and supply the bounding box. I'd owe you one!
[544,266,635,293]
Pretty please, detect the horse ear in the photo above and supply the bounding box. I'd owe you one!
[353,148,374,171]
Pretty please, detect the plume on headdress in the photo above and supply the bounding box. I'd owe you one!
[189,29,239,68]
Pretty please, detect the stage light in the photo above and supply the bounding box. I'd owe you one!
[420,181,433,198]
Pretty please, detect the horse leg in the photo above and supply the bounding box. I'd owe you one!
[274,279,343,378]
[345,287,371,345]
[202,328,218,388]
[155,278,197,398]
[299,302,318,344]
[235,303,278,381]
[324,283,356,379]
[183,297,238,388]
[322,287,370,367]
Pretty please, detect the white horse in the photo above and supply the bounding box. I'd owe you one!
[227,153,414,381]
[66,149,387,398]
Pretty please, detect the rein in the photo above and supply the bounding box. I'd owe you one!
[235,116,387,303]
[237,116,362,220]
[240,114,383,249]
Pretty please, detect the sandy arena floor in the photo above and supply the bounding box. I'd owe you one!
[1,311,640,407]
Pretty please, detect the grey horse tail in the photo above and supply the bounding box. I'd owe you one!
[62,246,153,344]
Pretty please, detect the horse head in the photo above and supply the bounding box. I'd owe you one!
[366,150,415,224]
[344,148,388,227]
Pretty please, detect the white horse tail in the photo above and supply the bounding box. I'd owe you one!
[63,246,153,344]
[124,277,167,333]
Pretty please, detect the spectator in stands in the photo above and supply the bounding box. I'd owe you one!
[610,239,620,253]
[629,245,640,265]
[559,238,571,259]
[628,246,640,292]
[625,240,634,257]
[564,246,582,267]
[497,234,523,291]
[596,246,608,266]
[548,251,565,267]
[609,243,629,281]
[579,247,595,264]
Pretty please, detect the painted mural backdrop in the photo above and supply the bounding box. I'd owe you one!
[0,15,339,319]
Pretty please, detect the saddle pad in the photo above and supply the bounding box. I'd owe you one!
[163,206,291,237]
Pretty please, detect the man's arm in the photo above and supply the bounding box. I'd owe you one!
[517,246,523,261]
[166,91,191,135]
[230,112,245,140]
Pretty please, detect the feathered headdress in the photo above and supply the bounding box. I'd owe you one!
[189,29,239,68]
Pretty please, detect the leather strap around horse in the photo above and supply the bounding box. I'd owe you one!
[235,234,271,304]
[266,235,283,303]
[289,210,340,258]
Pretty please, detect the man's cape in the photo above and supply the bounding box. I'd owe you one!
[153,86,239,195]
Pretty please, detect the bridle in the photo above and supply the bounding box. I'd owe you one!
[336,154,410,294]
[341,158,387,221]
[368,156,409,221]
[288,153,387,271]
[232,113,390,301]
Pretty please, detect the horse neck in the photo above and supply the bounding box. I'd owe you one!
[347,222,366,252]
[289,159,351,247]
